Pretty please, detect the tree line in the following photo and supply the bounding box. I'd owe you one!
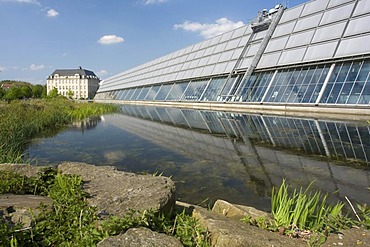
[0,80,47,100]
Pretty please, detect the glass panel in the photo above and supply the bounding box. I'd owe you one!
[120,90,129,100]
[220,76,237,97]
[308,66,328,103]
[240,74,257,102]
[284,68,303,103]
[338,83,354,104]
[116,90,124,100]
[327,82,343,104]
[244,71,274,102]
[166,81,189,101]
[322,63,345,104]
[124,89,135,100]
[145,85,161,100]
[361,81,370,105]
[137,87,150,100]
[296,68,315,103]
[347,82,365,104]
[261,65,329,104]
[353,60,370,105]
[127,88,138,100]
[357,61,370,81]
[155,84,173,100]
[112,91,118,100]
[130,87,142,100]
[266,71,292,102]
[182,79,209,101]
[276,69,292,103]
[321,60,370,105]
[201,77,227,101]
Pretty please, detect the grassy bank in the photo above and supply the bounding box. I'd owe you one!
[0,169,209,247]
[0,98,119,163]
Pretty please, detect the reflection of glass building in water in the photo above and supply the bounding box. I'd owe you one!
[95,0,370,115]
[111,105,370,206]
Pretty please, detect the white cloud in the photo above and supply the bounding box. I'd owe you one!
[97,70,109,76]
[30,64,45,71]
[144,0,167,4]
[174,18,245,39]
[0,65,19,72]
[47,8,59,17]
[98,35,124,45]
[0,0,41,5]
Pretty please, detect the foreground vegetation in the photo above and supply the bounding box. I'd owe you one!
[1,170,369,246]
[0,98,119,163]
[0,169,209,246]
[242,180,370,245]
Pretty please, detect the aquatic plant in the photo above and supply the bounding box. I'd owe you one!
[270,179,347,233]
[242,179,359,245]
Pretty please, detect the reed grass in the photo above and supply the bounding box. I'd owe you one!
[0,98,119,163]
[271,179,346,232]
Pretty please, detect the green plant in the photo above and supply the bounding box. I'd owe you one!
[271,179,349,234]
[32,173,103,246]
[241,215,271,230]
[0,169,209,247]
[0,98,119,163]
[356,203,370,229]
[0,168,57,195]
[100,209,209,247]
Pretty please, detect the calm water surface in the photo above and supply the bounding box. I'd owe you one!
[28,105,370,211]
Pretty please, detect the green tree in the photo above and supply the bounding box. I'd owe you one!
[48,87,59,98]
[0,87,5,99]
[4,87,22,100]
[32,84,44,98]
[41,85,47,98]
[67,89,74,99]
[20,86,32,99]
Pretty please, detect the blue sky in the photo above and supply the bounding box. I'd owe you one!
[0,0,306,85]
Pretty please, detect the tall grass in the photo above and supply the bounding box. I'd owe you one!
[271,179,346,232]
[0,98,119,163]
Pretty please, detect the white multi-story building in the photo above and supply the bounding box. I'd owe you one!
[47,67,100,99]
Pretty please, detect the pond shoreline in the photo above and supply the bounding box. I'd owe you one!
[1,162,369,246]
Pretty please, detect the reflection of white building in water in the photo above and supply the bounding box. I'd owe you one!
[96,0,370,116]
[106,105,370,206]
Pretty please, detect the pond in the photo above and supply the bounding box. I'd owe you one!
[27,105,370,211]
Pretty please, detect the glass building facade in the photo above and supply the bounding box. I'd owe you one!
[95,0,370,109]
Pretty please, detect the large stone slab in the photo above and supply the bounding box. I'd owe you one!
[0,194,52,227]
[97,227,183,247]
[177,201,306,247]
[0,163,47,177]
[212,199,273,222]
[58,162,176,217]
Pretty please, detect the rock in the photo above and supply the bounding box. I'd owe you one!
[176,201,306,247]
[58,162,176,217]
[97,227,183,247]
[212,199,273,222]
[0,163,47,177]
[322,227,370,247]
[0,194,52,228]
